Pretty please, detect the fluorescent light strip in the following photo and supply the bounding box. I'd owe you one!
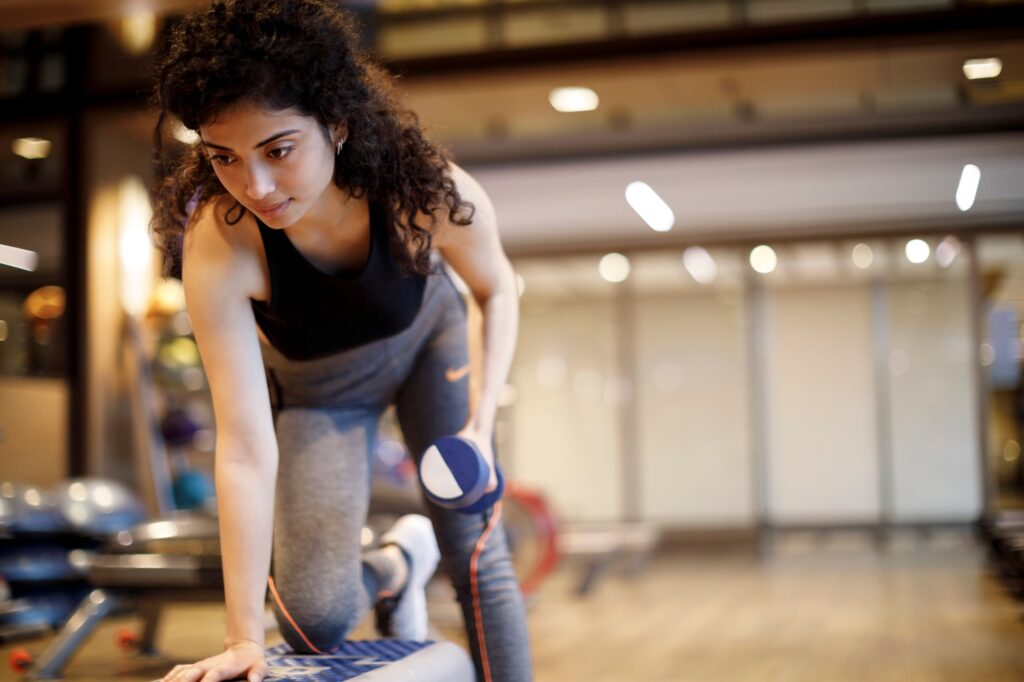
[0,244,39,272]
[956,164,980,212]
[625,181,674,233]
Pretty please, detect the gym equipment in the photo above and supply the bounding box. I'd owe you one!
[13,640,475,681]
[0,587,90,639]
[0,484,66,535]
[160,408,201,447]
[982,510,1024,601]
[171,470,215,510]
[557,522,660,596]
[52,479,145,537]
[12,512,460,675]
[501,484,559,600]
[0,479,143,646]
[0,543,81,582]
[248,641,474,681]
[8,513,224,679]
[160,407,216,511]
[418,436,504,514]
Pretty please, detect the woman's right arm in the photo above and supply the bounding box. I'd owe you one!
[172,202,278,679]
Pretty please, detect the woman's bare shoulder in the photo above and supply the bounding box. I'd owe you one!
[184,195,267,301]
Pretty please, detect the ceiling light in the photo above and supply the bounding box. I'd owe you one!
[12,137,51,160]
[851,243,873,269]
[682,246,717,284]
[905,239,930,264]
[963,58,1002,80]
[956,164,980,211]
[549,86,599,113]
[120,11,156,55]
[936,236,961,269]
[599,253,631,283]
[749,245,777,274]
[625,181,674,232]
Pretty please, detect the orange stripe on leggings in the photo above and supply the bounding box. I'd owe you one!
[267,575,338,655]
[470,501,502,682]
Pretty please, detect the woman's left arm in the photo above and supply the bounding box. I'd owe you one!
[433,162,518,486]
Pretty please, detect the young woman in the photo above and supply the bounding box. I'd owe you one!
[149,2,532,681]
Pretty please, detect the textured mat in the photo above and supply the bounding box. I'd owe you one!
[263,640,474,681]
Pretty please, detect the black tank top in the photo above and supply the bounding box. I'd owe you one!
[250,201,426,360]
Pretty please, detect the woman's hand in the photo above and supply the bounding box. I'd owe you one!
[456,425,498,492]
[162,640,268,682]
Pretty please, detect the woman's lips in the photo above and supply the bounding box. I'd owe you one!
[255,199,290,217]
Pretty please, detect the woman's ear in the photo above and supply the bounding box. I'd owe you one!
[333,121,349,146]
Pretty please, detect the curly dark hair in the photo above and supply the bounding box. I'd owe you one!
[150,0,473,278]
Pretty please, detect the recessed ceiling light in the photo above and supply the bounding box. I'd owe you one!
[963,58,1002,80]
[599,253,630,283]
[549,86,599,113]
[749,245,777,274]
[905,239,930,264]
[851,243,873,269]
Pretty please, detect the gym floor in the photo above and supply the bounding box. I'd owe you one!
[4,530,1023,682]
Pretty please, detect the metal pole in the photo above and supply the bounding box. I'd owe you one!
[744,250,770,556]
[871,278,894,547]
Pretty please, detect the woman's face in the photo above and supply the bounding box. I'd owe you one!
[199,103,341,228]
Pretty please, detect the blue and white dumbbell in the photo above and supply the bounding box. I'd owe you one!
[418,436,504,514]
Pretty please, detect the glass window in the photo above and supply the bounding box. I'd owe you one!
[632,248,753,525]
[506,256,624,522]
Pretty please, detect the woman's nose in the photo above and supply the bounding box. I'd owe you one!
[245,165,275,201]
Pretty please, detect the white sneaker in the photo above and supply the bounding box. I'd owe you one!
[375,514,440,641]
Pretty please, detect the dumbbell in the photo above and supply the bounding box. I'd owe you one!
[419,436,504,514]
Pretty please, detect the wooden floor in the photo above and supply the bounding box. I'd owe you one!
[4,530,1024,681]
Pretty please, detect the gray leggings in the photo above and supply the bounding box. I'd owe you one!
[260,273,532,682]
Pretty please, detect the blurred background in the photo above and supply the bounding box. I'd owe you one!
[0,0,1023,680]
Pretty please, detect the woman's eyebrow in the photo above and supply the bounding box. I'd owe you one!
[201,129,301,152]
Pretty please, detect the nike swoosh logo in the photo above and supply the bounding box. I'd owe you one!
[445,364,470,382]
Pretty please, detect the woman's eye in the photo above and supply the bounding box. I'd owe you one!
[269,146,293,160]
[210,154,233,167]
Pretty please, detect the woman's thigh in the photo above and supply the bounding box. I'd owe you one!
[270,406,380,650]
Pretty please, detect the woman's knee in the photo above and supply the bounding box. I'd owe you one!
[271,582,365,653]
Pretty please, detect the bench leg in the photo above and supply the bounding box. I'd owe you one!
[29,589,121,680]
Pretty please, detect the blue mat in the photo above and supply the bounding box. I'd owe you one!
[264,640,434,681]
